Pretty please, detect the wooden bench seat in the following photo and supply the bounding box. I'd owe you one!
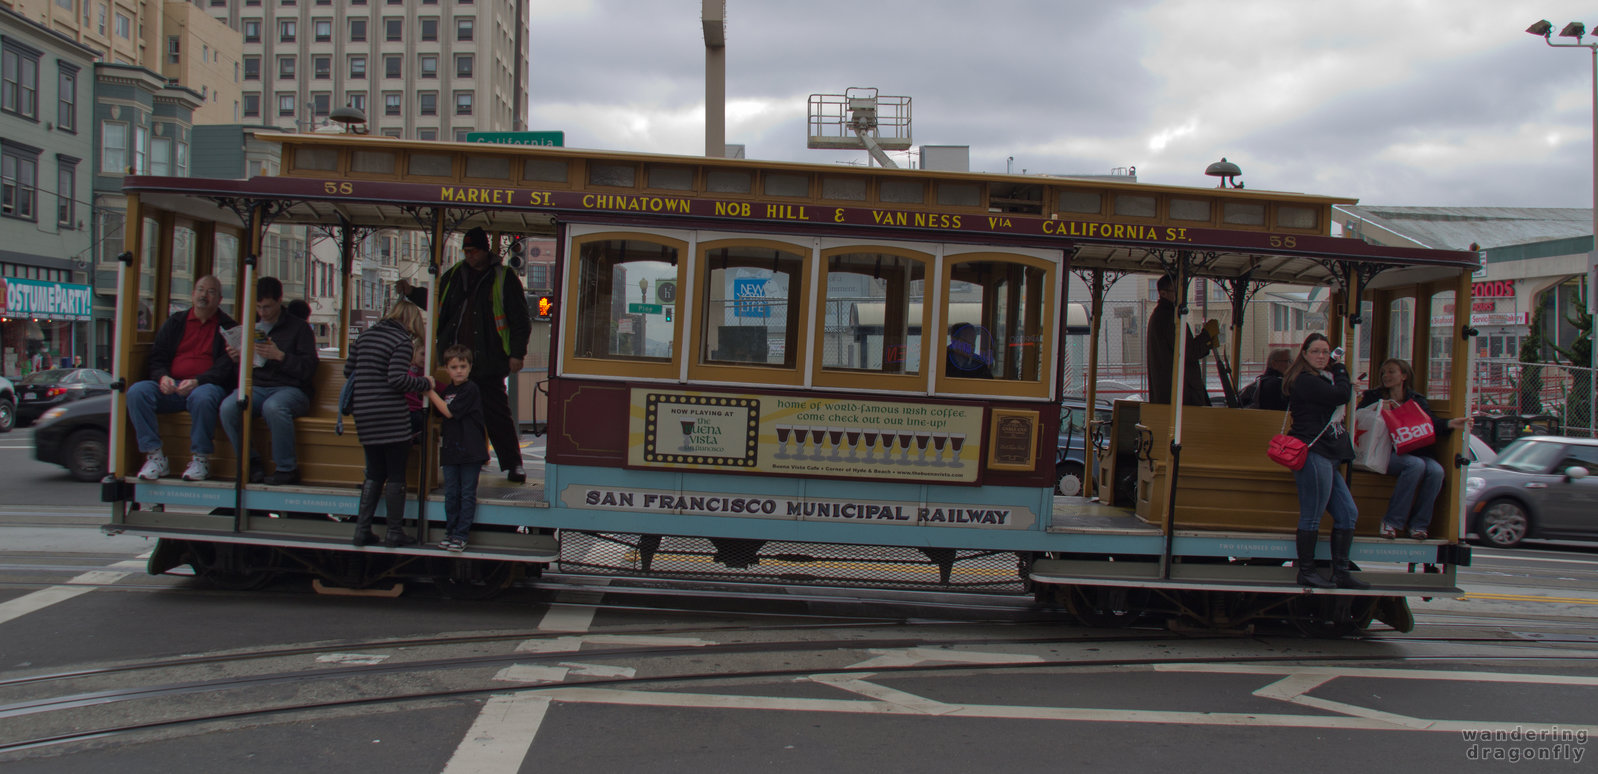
[1123,404,1461,539]
[134,359,430,488]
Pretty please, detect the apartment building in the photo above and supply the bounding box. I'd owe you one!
[4,0,243,124]
[205,0,528,139]
[0,4,99,376]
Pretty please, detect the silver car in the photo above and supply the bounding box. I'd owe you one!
[1464,436,1598,548]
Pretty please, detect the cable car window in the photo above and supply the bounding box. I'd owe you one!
[138,218,158,331]
[214,231,239,317]
[701,245,803,368]
[1389,296,1414,363]
[574,239,678,362]
[169,226,196,317]
[821,252,925,375]
[946,258,1048,383]
[1426,289,1454,400]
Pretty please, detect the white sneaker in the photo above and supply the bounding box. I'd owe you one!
[181,455,210,481]
[138,452,169,480]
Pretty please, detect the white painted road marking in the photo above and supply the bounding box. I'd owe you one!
[0,554,149,626]
[514,634,716,654]
[439,693,553,774]
[847,647,1045,670]
[492,665,570,684]
[315,653,392,666]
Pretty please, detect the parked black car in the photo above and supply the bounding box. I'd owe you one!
[33,392,110,482]
[14,368,113,427]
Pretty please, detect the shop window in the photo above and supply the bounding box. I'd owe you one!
[573,238,679,363]
[700,244,804,368]
[943,257,1050,384]
[819,251,926,377]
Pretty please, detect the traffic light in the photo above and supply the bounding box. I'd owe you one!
[664,306,673,322]
[535,294,554,321]
[508,238,526,271]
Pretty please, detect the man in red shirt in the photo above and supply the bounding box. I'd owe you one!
[127,275,238,481]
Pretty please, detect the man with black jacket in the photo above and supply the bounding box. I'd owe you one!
[220,276,320,485]
[127,275,237,481]
[400,227,531,482]
[1146,274,1215,406]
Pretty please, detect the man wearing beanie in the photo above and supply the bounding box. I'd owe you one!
[401,226,532,482]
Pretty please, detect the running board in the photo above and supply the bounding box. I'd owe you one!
[103,510,558,564]
[1029,559,1461,596]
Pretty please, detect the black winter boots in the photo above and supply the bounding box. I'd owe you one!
[382,481,416,547]
[351,479,382,547]
[1330,528,1370,590]
[1295,529,1334,588]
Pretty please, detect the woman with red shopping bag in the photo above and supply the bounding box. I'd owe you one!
[1358,358,1471,540]
[1283,333,1364,589]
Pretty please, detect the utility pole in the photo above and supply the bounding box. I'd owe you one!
[703,0,726,158]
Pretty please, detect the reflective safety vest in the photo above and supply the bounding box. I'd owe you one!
[441,263,511,352]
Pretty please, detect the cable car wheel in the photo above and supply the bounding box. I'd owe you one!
[1064,584,1149,628]
[427,557,522,600]
[1287,594,1377,638]
[189,542,279,591]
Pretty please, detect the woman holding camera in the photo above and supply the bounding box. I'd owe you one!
[1282,333,1367,590]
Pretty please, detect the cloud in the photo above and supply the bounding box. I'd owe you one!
[528,0,1598,206]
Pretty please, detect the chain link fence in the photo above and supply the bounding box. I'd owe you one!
[1471,359,1595,447]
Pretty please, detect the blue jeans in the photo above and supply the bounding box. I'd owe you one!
[220,385,311,471]
[442,463,480,541]
[126,379,226,455]
[1383,453,1444,532]
[1292,451,1359,531]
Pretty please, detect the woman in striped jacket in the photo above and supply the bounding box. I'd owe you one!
[345,299,435,547]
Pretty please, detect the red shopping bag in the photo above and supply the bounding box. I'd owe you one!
[1382,399,1436,454]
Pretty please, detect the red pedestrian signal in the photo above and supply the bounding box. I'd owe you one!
[535,295,554,321]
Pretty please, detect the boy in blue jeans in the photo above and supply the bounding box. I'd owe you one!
[436,344,488,551]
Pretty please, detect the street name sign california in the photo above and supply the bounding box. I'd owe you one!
[465,131,565,147]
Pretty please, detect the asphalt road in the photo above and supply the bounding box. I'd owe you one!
[0,425,102,508]
[1,434,1596,773]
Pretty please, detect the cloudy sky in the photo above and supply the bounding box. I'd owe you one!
[529,0,1598,209]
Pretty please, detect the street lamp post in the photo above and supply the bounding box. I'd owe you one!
[1527,19,1598,437]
